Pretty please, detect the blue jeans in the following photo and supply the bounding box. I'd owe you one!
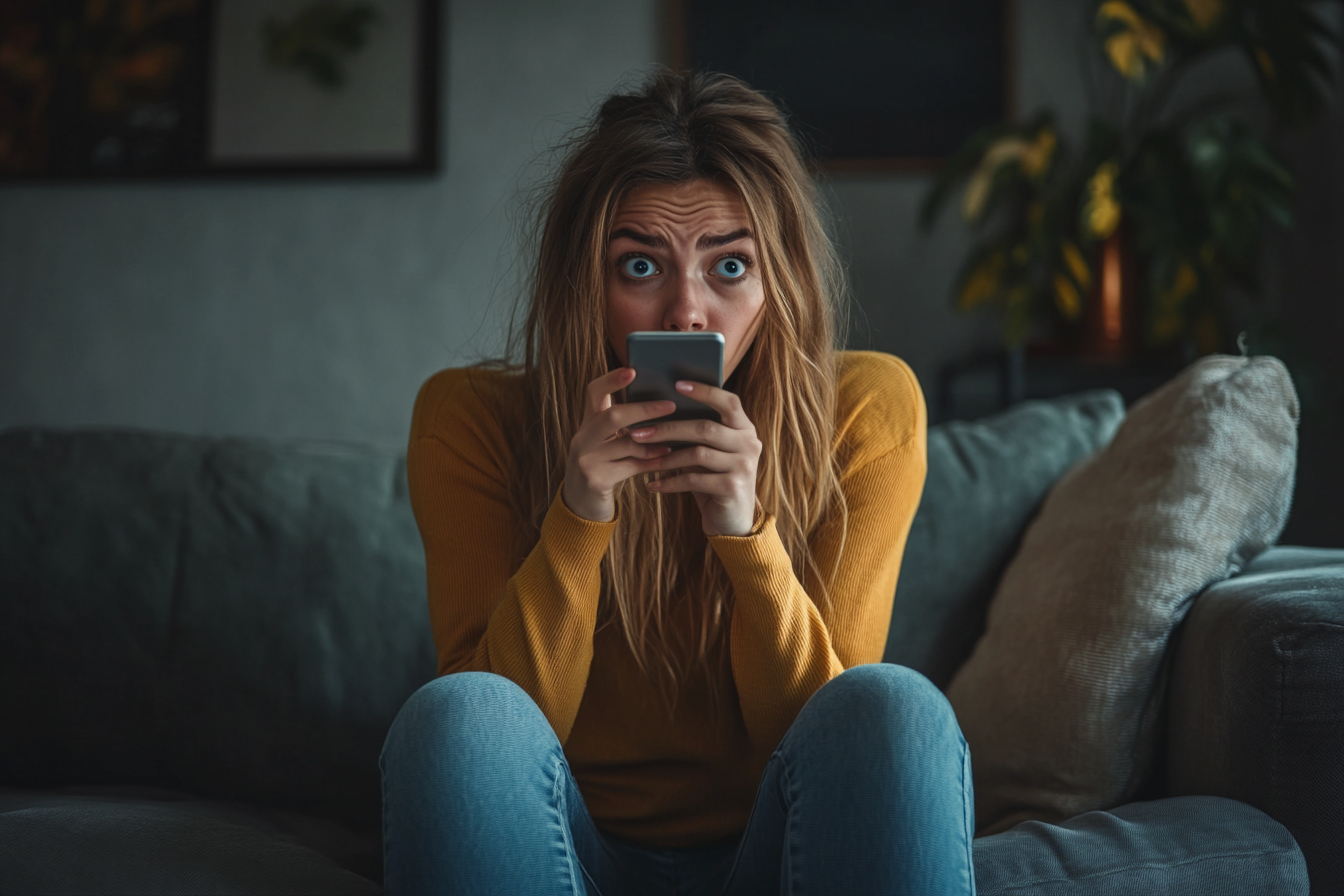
[381,664,975,895]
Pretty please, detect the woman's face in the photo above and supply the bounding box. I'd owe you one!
[605,179,766,378]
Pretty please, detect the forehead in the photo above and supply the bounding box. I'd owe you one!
[611,179,750,231]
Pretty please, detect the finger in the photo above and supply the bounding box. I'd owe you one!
[672,381,750,429]
[591,437,674,464]
[646,470,736,495]
[629,418,741,451]
[596,399,677,437]
[585,368,636,417]
[648,443,738,475]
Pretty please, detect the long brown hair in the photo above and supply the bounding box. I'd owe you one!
[505,70,848,694]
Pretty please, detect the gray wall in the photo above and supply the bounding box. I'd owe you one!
[2,0,1340,542]
[0,0,1078,447]
[0,0,660,446]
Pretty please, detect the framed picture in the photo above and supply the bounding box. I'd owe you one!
[0,0,439,180]
[669,0,1011,172]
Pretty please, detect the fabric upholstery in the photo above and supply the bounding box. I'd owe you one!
[0,429,437,834]
[972,796,1308,895]
[0,791,381,895]
[1167,558,1344,896]
[884,390,1125,686]
[948,355,1299,834]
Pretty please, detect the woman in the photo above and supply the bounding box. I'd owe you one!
[383,70,975,895]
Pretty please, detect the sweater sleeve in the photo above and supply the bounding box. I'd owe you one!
[406,369,615,743]
[710,353,927,753]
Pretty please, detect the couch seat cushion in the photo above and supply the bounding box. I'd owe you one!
[973,796,1308,895]
[0,787,381,895]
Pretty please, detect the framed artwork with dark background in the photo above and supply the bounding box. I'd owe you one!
[0,0,439,179]
[670,0,1011,171]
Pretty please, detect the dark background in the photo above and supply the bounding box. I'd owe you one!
[1,0,1339,545]
[682,0,1007,162]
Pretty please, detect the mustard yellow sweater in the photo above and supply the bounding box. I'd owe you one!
[406,350,927,846]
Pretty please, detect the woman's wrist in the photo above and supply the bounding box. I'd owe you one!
[562,477,614,523]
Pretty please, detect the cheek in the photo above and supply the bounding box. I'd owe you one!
[721,283,767,375]
[605,279,648,365]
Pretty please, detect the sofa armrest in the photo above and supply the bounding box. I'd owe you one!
[1167,548,1344,896]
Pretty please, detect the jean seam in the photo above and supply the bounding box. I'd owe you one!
[962,738,976,896]
[551,755,585,896]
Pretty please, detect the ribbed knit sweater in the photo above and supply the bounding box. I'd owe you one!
[406,350,927,846]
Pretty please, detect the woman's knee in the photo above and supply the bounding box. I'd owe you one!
[382,671,557,767]
[793,664,964,757]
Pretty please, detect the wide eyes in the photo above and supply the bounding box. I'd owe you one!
[621,256,658,279]
[712,256,748,279]
[617,254,750,281]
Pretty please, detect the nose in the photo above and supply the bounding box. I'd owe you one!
[662,269,707,332]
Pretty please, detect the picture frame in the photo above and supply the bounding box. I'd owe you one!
[0,0,439,180]
[668,0,1012,173]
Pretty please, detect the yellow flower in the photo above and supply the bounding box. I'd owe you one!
[1062,241,1091,288]
[1098,1,1166,81]
[1181,0,1223,30]
[958,251,1006,310]
[1084,162,1122,238]
[1021,128,1057,178]
[1054,273,1082,320]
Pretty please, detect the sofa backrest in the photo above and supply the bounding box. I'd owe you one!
[0,391,1124,832]
[0,430,434,834]
[885,390,1125,686]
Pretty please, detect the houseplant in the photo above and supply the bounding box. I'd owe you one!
[921,0,1339,355]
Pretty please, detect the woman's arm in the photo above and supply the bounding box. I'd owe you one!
[407,369,617,744]
[711,354,927,753]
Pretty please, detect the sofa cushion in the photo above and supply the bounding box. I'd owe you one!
[0,429,437,834]
[885,390,1125,687]
[973,796,1308,895]
[0,788,381,895]
[1167,560,1344,896]
[948,355,1299,834]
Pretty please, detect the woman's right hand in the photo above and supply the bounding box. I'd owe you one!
[562,367,677,522]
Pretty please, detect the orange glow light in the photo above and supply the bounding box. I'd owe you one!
[1102,235,1122,343]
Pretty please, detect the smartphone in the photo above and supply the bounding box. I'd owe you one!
[625,331,724,440]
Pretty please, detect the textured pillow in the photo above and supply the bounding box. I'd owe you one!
[884,390,1125,687]
[947,354,1299,835]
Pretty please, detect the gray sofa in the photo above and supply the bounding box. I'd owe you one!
[2,389,1341,895]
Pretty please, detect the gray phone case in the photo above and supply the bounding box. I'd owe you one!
[625,331,724,430]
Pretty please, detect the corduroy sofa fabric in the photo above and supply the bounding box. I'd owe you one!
[948,355,1300,835]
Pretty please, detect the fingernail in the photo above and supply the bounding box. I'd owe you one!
[629,427,654,438]
[675,381,693,393]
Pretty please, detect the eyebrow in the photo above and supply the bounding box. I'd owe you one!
[608,227,753,250]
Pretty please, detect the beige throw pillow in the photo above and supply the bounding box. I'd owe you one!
[947,354,1299,835]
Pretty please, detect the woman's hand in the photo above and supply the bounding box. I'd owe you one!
[563,368,677,523]
[631,380,762,537]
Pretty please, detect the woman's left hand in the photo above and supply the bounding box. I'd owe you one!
[628,380,762,537]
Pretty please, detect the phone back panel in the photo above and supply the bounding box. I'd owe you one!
[626,332,724,425]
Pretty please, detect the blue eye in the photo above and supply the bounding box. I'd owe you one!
[621,256,657,278]
[713,256,749,279]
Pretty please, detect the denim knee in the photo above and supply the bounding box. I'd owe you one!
[381,671,558,772]
[789,663,964,759]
